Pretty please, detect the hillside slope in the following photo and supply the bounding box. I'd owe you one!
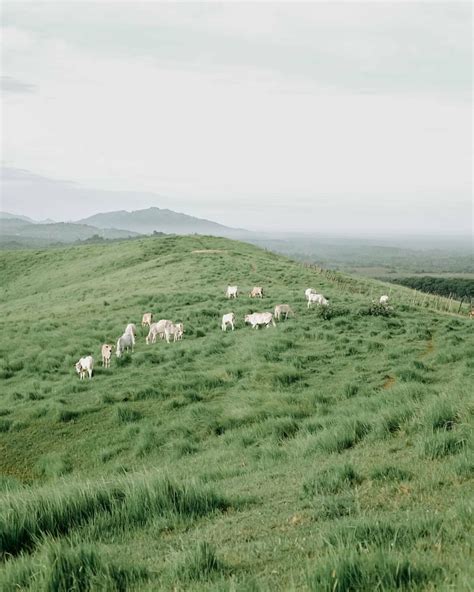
[78,207,247,237]
[0,236,472,591]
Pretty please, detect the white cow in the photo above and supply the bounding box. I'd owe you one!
[116,332,134,357]
[75,355,94,379]
[274,304,293,321]
[244,312,276,329]
[141,313,153,327]
[307,293,329,308]
[124,323,137,346]
[380,295,389,305]
[164,322,184,343]
[249,286,264,298]
[226,285,238,299]
[146,319,173,344]
[305,288,316,300]
[222,312,235,331]
[101,344,113,368]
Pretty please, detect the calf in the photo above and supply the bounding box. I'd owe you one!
[124,323,137,346]
[75,355,94,379]
[101,344,114,368]
[249,286,263,298]
[222,312,235,331]
[274,304,293,321]
[116,332,134,357]
[141,313,153,327]
[307,293,329,308]
[226,285,238,299]
[164,322,184,343]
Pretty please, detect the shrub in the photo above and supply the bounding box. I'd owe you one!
[316,306,349,321]
[359,303,394,317]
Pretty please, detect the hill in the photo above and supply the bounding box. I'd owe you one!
[0,211,36,223]
[0,217,141,248]
[0,236,472,591]
[78,207,248,237]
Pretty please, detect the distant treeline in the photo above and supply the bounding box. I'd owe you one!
[387,276,474,301]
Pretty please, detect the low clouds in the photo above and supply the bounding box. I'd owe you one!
[1,75,36,94]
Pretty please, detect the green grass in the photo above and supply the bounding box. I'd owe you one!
[0,234,472,590]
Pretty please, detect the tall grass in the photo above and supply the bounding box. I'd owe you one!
[0,474,233,557]
[308,552,440,591]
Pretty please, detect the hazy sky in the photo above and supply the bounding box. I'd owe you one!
[1,1,472,234]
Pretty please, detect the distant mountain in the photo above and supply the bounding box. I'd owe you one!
[78,207,248,237]
[0,217,141,247]
[0,211,35,223]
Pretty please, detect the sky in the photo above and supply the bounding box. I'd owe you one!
[1,1,472,234]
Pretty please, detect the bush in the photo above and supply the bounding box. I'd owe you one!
[359,303,394,317]
[316,306,349,321]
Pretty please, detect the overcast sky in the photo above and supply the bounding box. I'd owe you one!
[1,1,472,234]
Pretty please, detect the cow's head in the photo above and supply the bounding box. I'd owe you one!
[74,362,82,374]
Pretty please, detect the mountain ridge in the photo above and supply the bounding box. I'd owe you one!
[78,206,248,237]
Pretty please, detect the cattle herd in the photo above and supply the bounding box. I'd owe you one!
[74,286,390,379]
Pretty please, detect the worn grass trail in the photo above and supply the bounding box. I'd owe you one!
[0,235,472,591]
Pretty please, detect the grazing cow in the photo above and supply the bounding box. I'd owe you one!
[116,332,134,357]
[75,355,94,379]
[249,286,264,298]
[274,304,293,321]
[226,285,238,299]
[164,322,184,343]
[379,295,389,305]
[141,313,153,327]
[307,293,329,308]
[146,319,172,344]
[222,312,235,331]
[101,344,113,368]
[469,309,474,319]
[244,312,276,329]
[305,288,316,300]
[124,323,137,346]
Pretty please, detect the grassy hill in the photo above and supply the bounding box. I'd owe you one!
[0,236,472,591]
[0,217,141,248]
